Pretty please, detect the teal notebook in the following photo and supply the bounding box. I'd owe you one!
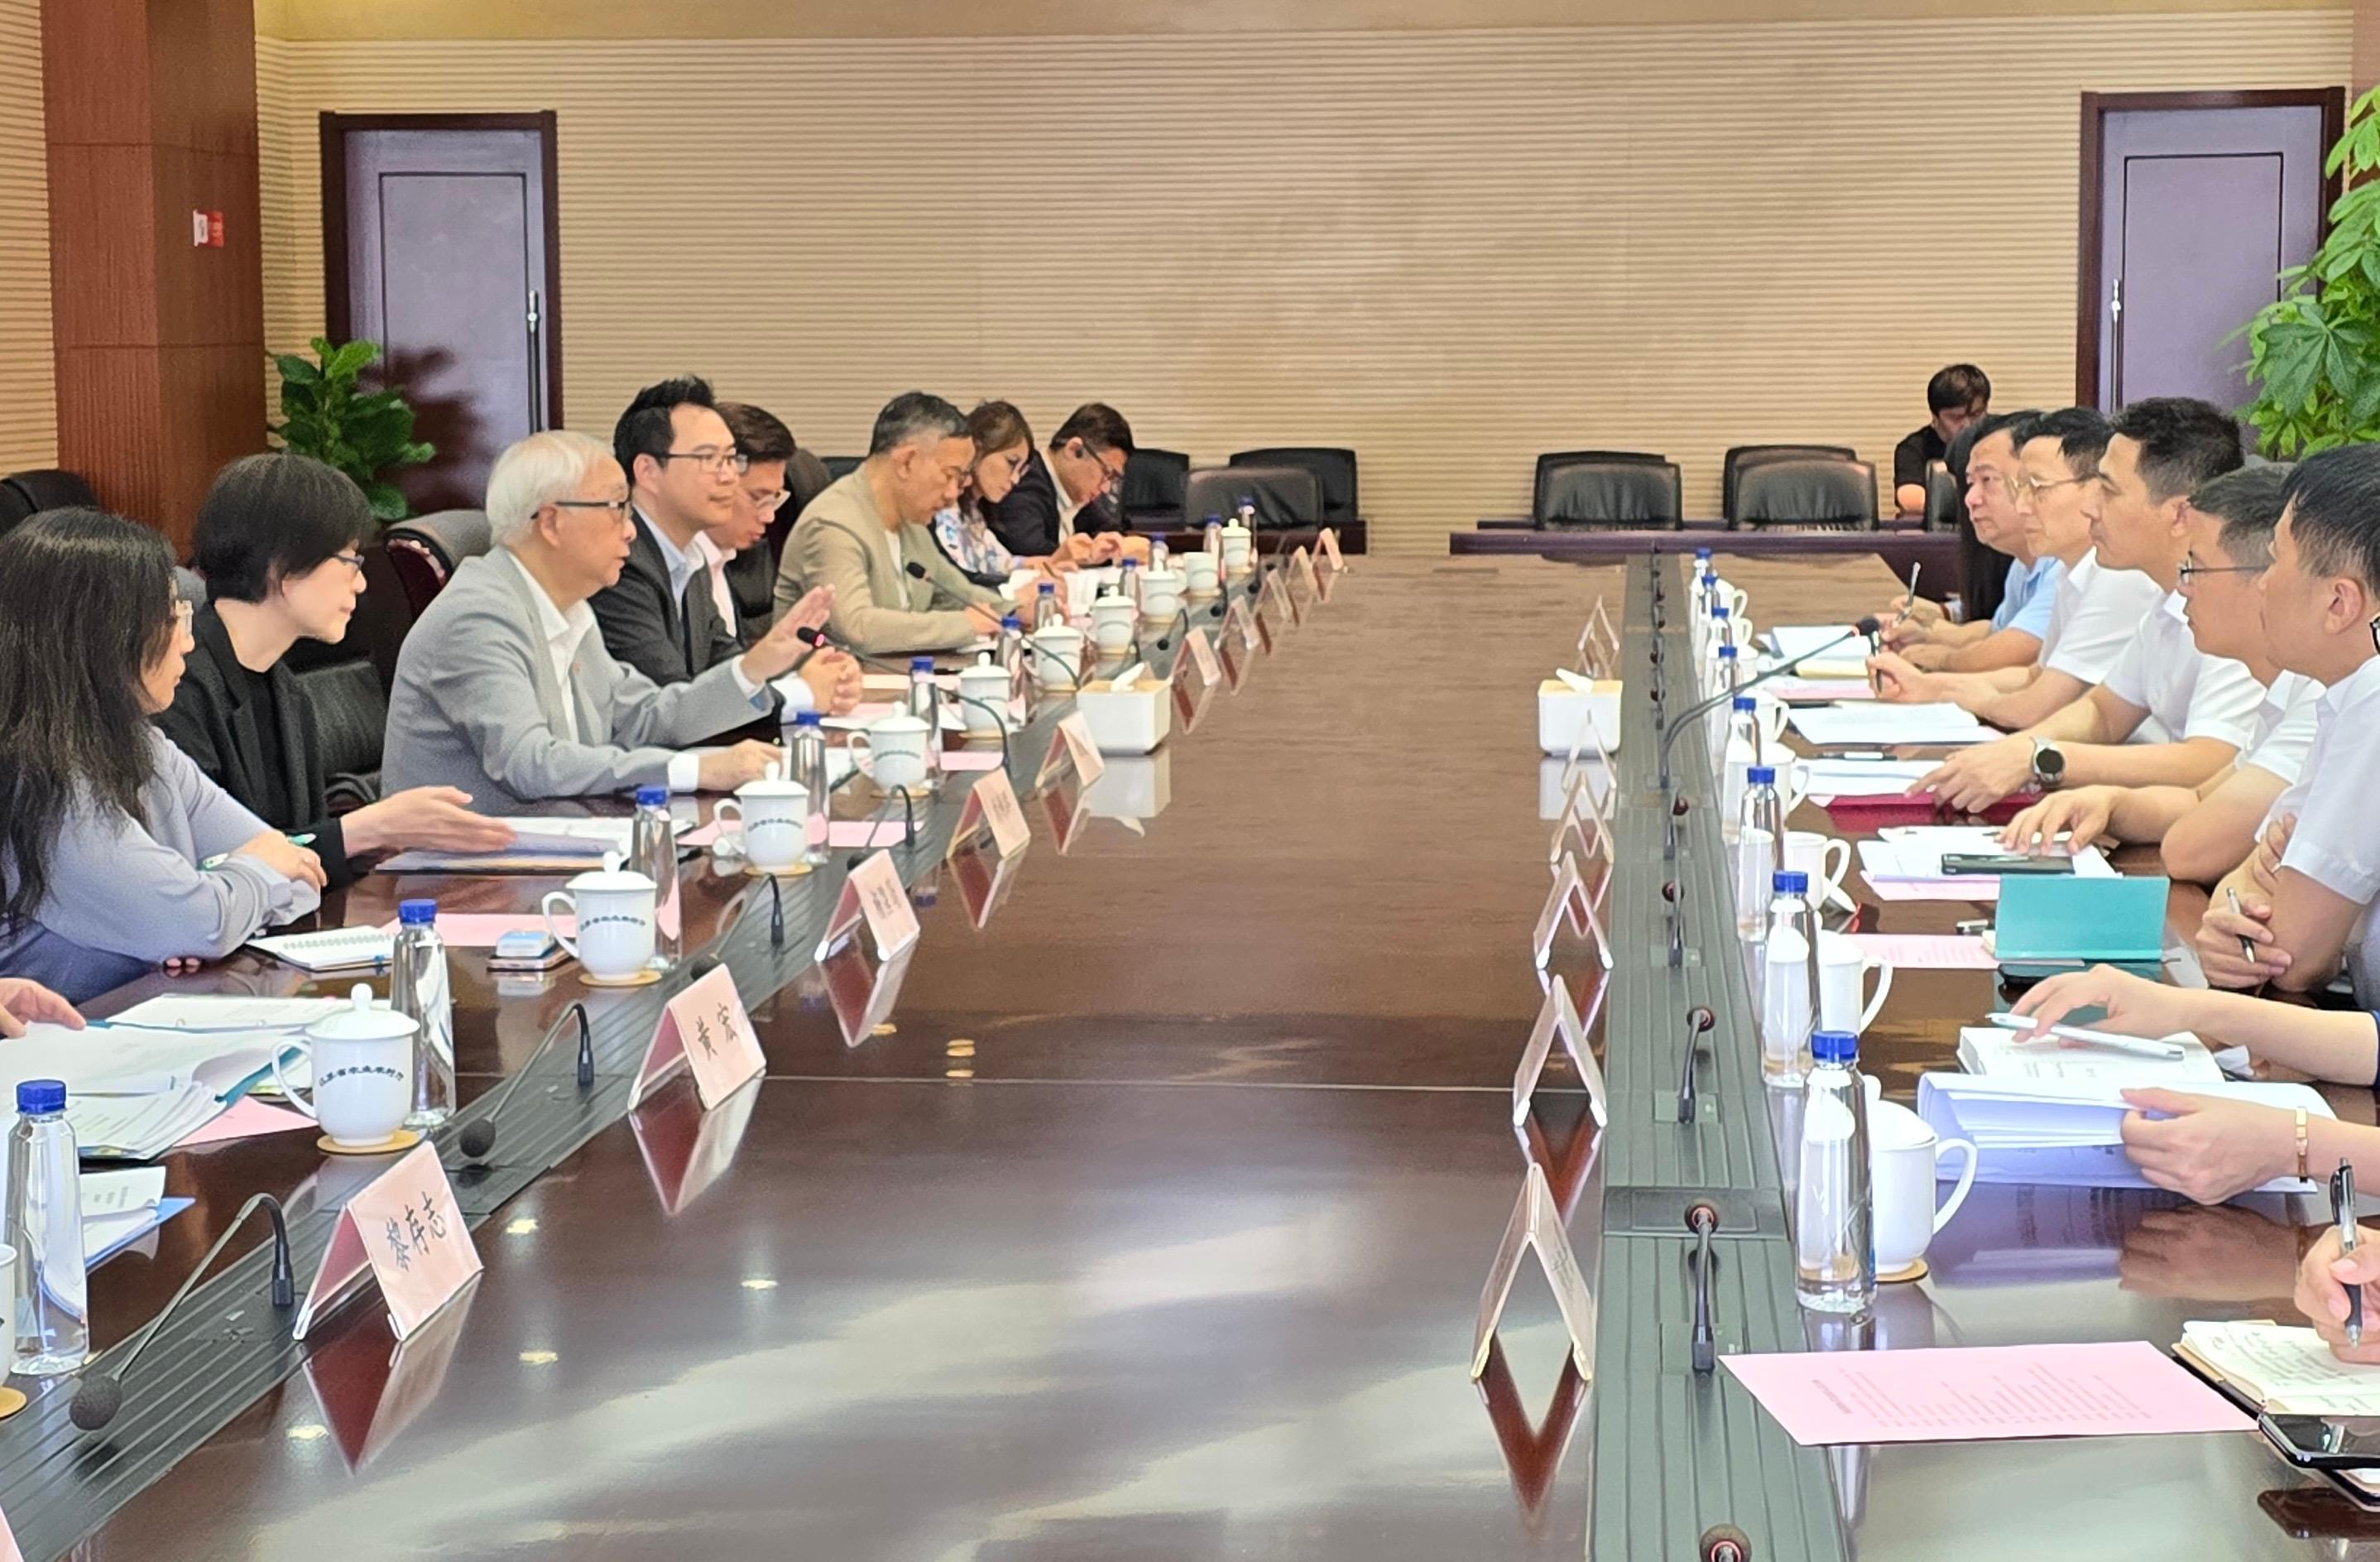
[1992,875,2169,964]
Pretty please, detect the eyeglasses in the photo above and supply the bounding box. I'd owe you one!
[2014,472,2093,502]
[170,599,194,632]
[554,497,634,520]
[1072,440,1129,495]
[742,488,790,514]
[2177,558,2262,587]
[2370,612,2380,656]
[329,550,367,574]
[660,448,750,475]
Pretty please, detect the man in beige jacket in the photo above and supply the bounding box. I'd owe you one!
[775,391,1005,656]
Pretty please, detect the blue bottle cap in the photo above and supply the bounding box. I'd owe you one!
[398,898,437,925]
[17,1080,64,1115]
[910,656,934,671]
[1001,613,1021,627]
[1712,605,1730,618]
[1811,1030,1859,1065]
[1732,695,1757,710]
[1718,644,1738,659]
[1747,765,1777,784]
[1039,582,1056,594]
[1204,513,1223,523]
[1694,546,1713,558]
[1772,870,1809,894]
[793,710,823,727]
[634,786,668,808]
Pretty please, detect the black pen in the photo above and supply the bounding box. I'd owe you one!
[2335,1159,2363,1349]
[2226,887,2259,968]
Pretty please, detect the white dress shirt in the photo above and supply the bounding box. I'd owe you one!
[2039,549,2166,685]
[506,550,703,793]
[2276,653,2380,1001]
[1050,450,1088,543]
[2241,670,2323,784]
[692,531,738,627]
[2097,591,2265,749]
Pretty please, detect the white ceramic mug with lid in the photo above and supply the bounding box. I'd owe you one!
[272,983,415,1147]
[850,712,932,791]
[1181,553,1221,595]
[956,656,1011,736]
[1220,524,1255,574]
[1090,595,1138,652]
[1864,1084,1978,1273]
[1030,625,1085,690]
[1140,567,1185,622]
[1815,930,1893,1036]
[713,762,810,873]
[541,853,657,979]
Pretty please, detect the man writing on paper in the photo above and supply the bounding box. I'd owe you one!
[1911,399,2261,813]
[383,430,839,806]
[1866,409,2165,731]
[2191,446,2380,996]
[1877,411,2059,674]
[1998,464,2320,877]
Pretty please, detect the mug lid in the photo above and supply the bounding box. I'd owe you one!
[870,713,930,733]
[738,773,807,797]
[571,853,655,892]
[309,982,416,1042]
[1033,623,1083,642]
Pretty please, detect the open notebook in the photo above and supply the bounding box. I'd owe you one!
[2176,1320,2380,1415]
[249,925,394,973]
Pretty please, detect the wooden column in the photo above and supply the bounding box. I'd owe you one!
[2358,0,2380,100]
[41,0,263,554]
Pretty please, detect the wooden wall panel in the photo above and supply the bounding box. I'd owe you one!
[0,0,55,472]
[256,17,2347,552]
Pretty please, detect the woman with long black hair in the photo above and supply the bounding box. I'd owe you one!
[0,509,324,1002]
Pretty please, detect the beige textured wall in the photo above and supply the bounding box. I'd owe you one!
[255,18,2346,551]
[0,0,55,473]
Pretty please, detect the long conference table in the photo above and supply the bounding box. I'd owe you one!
[3,552,2373,1560]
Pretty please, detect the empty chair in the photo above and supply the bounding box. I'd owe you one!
[1722,444,1858,522]
[1730,458,1879,530]
[1,468,98,520]
[1922,461,1962,531]
[1533,453,1682,528]
[1230,447,1357,527]
[1121,447,1189,528]
[293,659,388,811]
[820,454,864,481]
[1183,464,1322,531]
[384,507,492,618]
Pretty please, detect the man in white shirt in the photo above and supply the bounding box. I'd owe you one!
[384,430,835,805]
[1916,397,2258,811]
[2193,445,2380,998]
[1871,408,2164,732]
[1995,464,2313,873]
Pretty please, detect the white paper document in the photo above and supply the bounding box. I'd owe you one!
[1764,625,1873,676]
[2179,1320,2380,1415]
[1799,758,1937,798]
[1790,703,1993,747]
[1917,1073,2331,1192]
[1859,825,2114,883]
[1955,1026,2224,1087]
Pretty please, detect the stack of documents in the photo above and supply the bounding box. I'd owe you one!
[1800,757,1936,800]
[376,815,639,874]
[1857,825,2113,900]
[1764,625,1873,679]
[1790,703,1993,747]
[2176,1320,2380,1415]
[1955,1025,2224,1086]
[1916,1073,2331,1191]
[79,1167,192,1264]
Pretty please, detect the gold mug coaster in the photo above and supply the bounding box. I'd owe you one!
[319,1127,424,1158]
[579,968,664,989]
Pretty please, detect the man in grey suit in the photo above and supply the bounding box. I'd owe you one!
[383,430,839,806]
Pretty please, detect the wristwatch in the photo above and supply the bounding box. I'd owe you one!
[2029,738,2066,791]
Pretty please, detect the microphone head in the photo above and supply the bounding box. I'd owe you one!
[1688,1005,1715,1033]
[1660,880,1681,905]
[1851,614,1882,637]
[1684,1201,1720,1234]
[458,1119,497,1161]
[686,955,722,982]
[70,1375,123,1432]
[906,561,929,579]
[796,625,826,646]
[1671,796,1691,818]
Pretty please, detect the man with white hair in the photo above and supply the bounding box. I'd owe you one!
[383,430,842,804]
[775,390,1006,656]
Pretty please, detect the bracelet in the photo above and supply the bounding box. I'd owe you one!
[2297,1107,2311,1182]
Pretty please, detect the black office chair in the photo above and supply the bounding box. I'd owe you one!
[1730,458,1879,530]
[295,660,387,813]
[1534,457,1683,528]
[1722,445,1858,523]
[820,454,864,481]
[1182,465,1322,531]
[0,469,99,524]
[281,545,414,693]
[385,508,492,618]
[1230,448,1357,528]
[1923,462,1962,531]
[1121,447,1189,529]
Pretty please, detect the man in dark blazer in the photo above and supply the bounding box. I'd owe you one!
[981,402,1136,557]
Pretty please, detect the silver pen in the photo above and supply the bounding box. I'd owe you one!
[2225,887,2259,967]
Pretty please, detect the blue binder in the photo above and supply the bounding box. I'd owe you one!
[1992,875,2169,965]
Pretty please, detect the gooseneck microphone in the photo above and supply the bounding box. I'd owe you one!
[72,1192,294,1432]
[457,1002,594,1165]
[844,782,919,870]
[1686,1201,1721,1374]
[1654,616,1881,794]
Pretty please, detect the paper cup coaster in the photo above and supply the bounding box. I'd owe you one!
[1877,1258,1929,1285]
[579,968,664,989]
[319,1127,424,1158]
[742,863,814,879]
[0,1387,27,1421]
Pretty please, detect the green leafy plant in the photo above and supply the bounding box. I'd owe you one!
[2239,87,2380,457]
[267,338,435,521]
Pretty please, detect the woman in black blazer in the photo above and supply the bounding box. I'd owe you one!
[156,454,514,885]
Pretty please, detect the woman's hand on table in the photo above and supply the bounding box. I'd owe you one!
[2011,964,2205,1043]
[2195,891,2288,989]
[0,978,80,1037]
[1912,736,2032,814]
[2117,1089,2295,1204]
[2296,1227,2380,1363]
[1999,786,2116,855]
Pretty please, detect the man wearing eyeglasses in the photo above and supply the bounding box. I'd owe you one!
[2191,445,2380,1002]
[775,391,1008,656]
[979,402,1136,559]
[711,401,831,646]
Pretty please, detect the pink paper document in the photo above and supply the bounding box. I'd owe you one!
[175,1097,315,1149]
[677,821,723,848]
[376,913,572,948]
[1840,934,1999,969]
[1722,1341,2248,1446]
[828,820,913,848]
[1766,678,1876,703]
[1864,878,2000,903]
[939,750,1006,772]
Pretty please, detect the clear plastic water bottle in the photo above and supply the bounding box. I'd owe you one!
[1720,696,1761,835]
[999,613,1026,701]
[1119,557,1141,614]
[7,1080,85,1376]
[1759,871,1816,1088]
[1236,497,1257,531]
[631,786,681,967]
[1202,514,1225,556]
[1796,1029,1875,1315]
[788,710,831,868]
[1034,580,1062,631]
[1150,536,1169,571]
[1704,607,1734,697]
[391,899,455,1127]
[1736,765,1785,940]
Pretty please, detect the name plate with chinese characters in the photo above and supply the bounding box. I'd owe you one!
[815,848,922,964]
[1315,526,1346,571]
[295,1142,482,1343]
[1471,1161,1595,1381]
[634,963,765,1109]
[1512,975,1609,1128]
[1034,710,1107,793]
[948,767,1031,860]
[1532,850,1612,972]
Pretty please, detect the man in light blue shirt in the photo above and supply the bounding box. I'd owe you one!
[1995,551,2063,636]
[1879,411,2060,674]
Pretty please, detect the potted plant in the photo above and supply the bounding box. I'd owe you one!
[267,338,435,521]
[2238,87,2380,457]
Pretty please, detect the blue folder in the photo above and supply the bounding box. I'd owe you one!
[1992,875,2168,965]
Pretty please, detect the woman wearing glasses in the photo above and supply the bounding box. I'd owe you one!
[933,401,1035,584]
[0,508,324,1001]
[157,454,516,888]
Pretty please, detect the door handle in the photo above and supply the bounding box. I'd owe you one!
[525,289,546,431]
